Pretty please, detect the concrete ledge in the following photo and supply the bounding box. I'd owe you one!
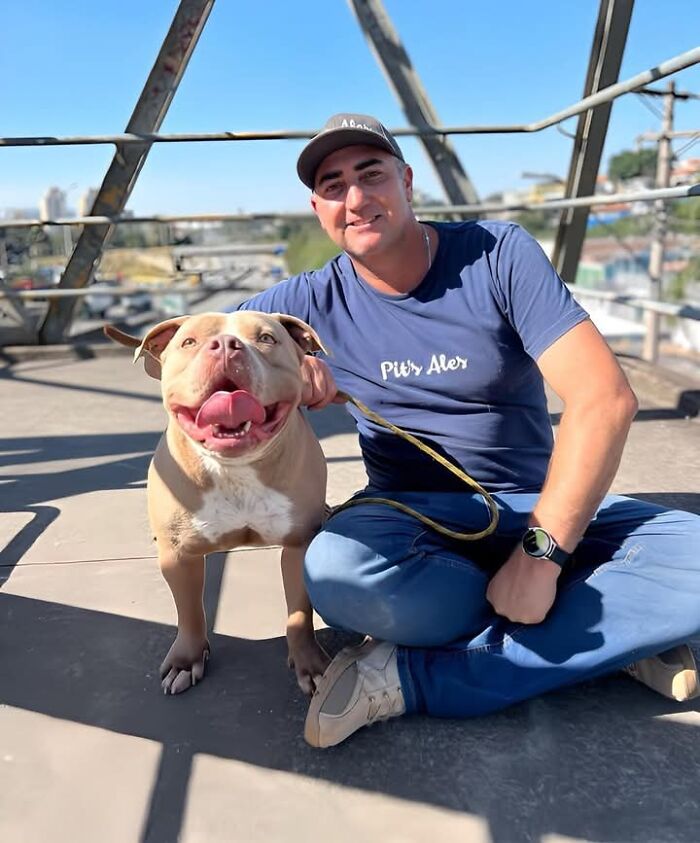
[619,355,700,418]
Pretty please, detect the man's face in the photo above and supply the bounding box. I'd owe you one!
[310,144,414,260]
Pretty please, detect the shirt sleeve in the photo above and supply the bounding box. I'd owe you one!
[226,273,312,323]
[493,224,589,360]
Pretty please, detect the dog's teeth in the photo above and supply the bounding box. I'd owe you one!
[242,421,251,433]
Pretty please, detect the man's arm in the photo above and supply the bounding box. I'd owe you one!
[486,319,638,623]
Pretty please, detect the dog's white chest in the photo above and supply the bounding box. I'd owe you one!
[191,465,294,544]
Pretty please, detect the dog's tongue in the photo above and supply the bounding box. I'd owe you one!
[195,390,266,429]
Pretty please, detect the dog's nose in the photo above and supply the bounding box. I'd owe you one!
[207,334,243,353]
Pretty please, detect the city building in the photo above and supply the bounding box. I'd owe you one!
[39,187,67,221]
[671,157,700,186]
[78,187,99,217]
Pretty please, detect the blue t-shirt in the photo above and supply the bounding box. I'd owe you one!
[236,221,588,493]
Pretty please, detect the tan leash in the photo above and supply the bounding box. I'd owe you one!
[332,392,499,541]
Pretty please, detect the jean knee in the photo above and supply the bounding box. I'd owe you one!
[303,524,414,636]
[303,533,358,631]
[303,525,491,645]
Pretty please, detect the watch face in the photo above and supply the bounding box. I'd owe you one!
[523,527,552,558]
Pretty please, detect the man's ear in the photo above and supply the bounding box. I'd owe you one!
[132,316,190,380]
[272,313,329,356]
[403,163,414,203]
[310,193,326,230]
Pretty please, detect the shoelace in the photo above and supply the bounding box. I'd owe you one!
[367,688,403,723]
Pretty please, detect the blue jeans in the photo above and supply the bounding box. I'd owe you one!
[304,491,700,717]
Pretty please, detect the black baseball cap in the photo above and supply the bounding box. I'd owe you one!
[296,112,405,189]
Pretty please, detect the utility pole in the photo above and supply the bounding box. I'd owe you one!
[643,81,675,363]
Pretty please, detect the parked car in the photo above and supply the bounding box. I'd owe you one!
[83,280,119,319]
[120,290,152,314]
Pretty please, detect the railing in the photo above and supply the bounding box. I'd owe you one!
[2,44,699,356]
[4,281,698,322]
[2,184,697,230]
[2,47,698,150]
[568,286,700,321]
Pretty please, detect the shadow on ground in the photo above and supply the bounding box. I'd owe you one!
[0,406,359,572]
[3,371,700,842]
[2,571,700,843]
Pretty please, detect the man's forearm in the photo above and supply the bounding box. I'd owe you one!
[532,390,638,553]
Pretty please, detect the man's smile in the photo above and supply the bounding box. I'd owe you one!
[345,214,382,229]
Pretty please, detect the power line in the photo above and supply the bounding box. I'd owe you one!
[636,92,664,120]
[674,131,700,158]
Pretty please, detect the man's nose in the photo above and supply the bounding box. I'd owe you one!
[345,182,368,210]
[207,334,243,354]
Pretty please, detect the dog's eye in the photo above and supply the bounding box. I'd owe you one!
[258,332,277,345]
[181,337,197,348]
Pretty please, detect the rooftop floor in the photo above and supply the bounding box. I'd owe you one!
[1,344,699,843]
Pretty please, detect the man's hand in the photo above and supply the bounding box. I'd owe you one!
[486,545,561,624]
[301,356,344,410]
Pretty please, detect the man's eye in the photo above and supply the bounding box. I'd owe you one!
[324,183,343,196]
[181,337,196,348]
[259,332,277,345]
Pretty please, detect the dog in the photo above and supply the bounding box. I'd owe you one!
[106,311,331,695]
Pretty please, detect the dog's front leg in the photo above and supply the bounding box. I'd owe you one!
[281,545,330,695]
[159,550,210,695]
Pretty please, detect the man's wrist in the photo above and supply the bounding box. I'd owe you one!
[521,526,571,567]
[528,512,582,555]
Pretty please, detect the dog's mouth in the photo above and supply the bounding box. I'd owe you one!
[171,376,293,455]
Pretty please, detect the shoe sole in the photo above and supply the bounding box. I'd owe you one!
[304,638,377,748]
[626,645,700,701]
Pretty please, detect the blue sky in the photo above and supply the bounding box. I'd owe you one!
[2,0,699,216]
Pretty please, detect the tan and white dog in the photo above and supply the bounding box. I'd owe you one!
[106,311,331,695]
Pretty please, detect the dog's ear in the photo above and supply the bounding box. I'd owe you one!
[271,313,329,356]
[132,316,190,380]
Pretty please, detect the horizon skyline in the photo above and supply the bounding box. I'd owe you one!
[4,149,699,222]
[2,1,700,218]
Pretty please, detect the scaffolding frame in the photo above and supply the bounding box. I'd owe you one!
[2,1,699,345]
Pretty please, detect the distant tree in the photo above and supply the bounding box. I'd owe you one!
[670,197,700,221]
[513,209,555,239]
[608,148,657,183]
[668,255,700,301]
[0,226,54,267]
[285,221,339,274]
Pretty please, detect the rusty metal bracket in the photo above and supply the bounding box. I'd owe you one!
[38,0,215,344]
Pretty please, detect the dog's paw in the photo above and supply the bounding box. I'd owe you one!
[159,634,210,695]
[288,638,331,696]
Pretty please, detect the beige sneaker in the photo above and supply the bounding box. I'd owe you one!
[624,644,700,701]
[304,639,405,748]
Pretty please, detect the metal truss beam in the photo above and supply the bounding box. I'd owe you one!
[38,0,214,344]
[552,0,634,283]
[348,0,479,217]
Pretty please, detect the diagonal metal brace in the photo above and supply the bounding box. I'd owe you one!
[39,0,215,344]
[348,0,480,217]
[552,0,634,283]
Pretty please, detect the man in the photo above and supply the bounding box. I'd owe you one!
[235,113,700,748]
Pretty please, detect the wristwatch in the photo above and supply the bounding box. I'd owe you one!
[521,527,570,567]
